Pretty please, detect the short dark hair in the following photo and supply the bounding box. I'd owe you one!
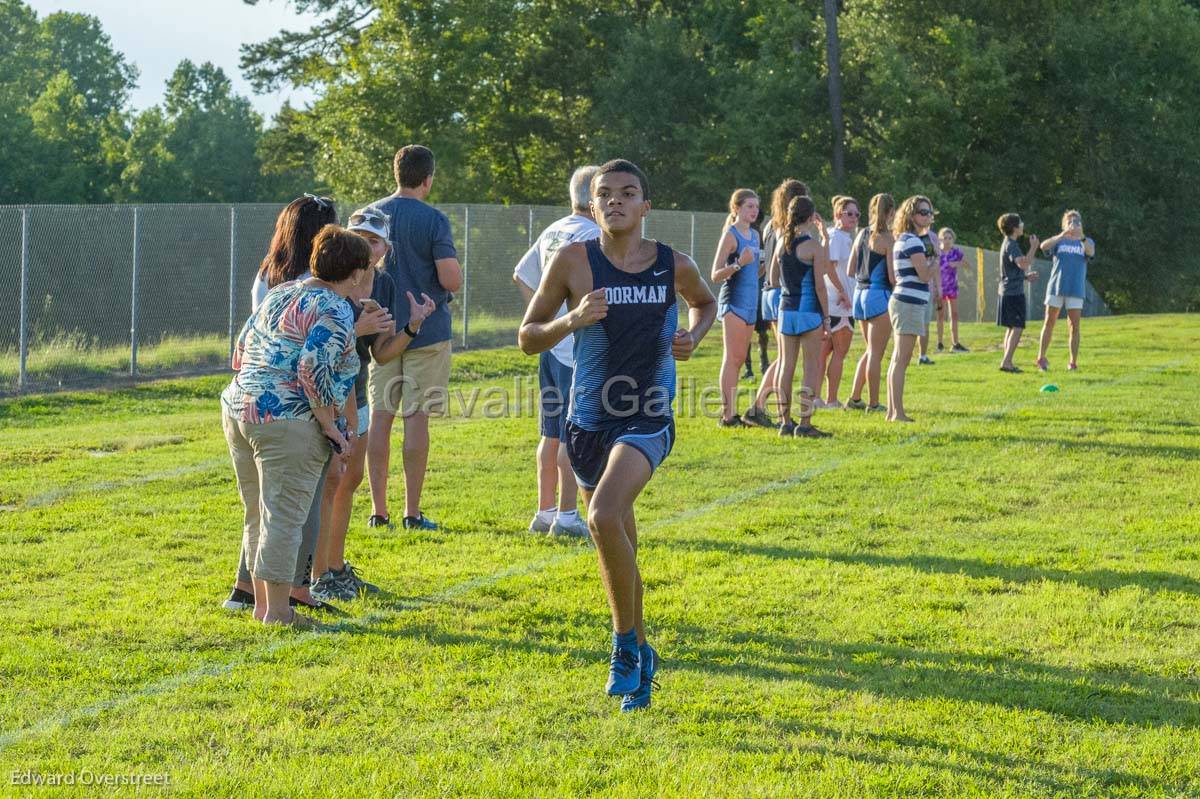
[592,159,650,201]
[394,145,435,189]
[997,213,1022,236]
[310,224,372,282]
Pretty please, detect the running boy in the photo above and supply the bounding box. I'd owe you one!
[518,160,717,712]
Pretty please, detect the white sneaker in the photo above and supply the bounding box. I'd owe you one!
[528,514,553,534]
[811,398,827,409]
[550,515,591,539]
[824,400,843,410]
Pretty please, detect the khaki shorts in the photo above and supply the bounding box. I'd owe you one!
[889,296,927,337]
[368,339,451,417]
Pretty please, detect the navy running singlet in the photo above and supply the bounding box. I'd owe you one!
[569,239,678,430]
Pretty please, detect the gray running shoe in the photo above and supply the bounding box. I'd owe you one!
[311,569,357,602]
[844,398,867,410]
[528,515,553,534]
[338,561,380,595]
[550,515,591,538]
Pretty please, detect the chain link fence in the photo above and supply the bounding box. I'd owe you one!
[0,203,1107,395]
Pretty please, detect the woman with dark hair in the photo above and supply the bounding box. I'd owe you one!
[742,179,809,428]
[711,188,762,427]
[251,195,338,310]
[222,225,374,627]
[772,195,832,438]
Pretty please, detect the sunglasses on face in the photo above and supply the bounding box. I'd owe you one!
[842,210,860,217]
[915,208,934,216]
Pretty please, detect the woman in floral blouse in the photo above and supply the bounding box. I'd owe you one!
[221,225,374,627]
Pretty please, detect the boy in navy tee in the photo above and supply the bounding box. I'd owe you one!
[519,160,717,712]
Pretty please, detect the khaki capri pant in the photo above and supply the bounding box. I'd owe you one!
[222,414,330,584]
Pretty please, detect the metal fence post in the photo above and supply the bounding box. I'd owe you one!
[130,207,140,376]
[462,206,470,349]
[689,213,696,257]
[228,206,238,359]
[18,208,29,391]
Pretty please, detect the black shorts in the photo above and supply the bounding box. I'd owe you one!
[828,315,855,333]
[565,417,675,490]
[997,294,1027,329]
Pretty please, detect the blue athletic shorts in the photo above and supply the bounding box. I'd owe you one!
[779,310,823,336]
[718,302,756,325]
[565,418,675,490]
[760,287,781,322]
[853,287,891,321]
[538,352,573,441]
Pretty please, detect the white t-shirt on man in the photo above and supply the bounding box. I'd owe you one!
[513,214,600,368]
[825,227,856,317]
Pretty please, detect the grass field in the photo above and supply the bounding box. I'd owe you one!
[0,315,1197,797]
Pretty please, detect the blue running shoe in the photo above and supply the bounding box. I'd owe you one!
[605,643,641,696]
[621,643,659,712]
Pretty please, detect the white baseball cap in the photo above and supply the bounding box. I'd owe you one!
[347,206,390,242]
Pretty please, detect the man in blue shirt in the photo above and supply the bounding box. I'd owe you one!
[365,145,463,531]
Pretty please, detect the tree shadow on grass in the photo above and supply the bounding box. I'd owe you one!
[952,431,1200,461]
[666,536,1200,598]
[712,715,1171,796]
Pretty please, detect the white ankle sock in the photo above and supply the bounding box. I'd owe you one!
[556,509,580,523]
[535,508,556,525]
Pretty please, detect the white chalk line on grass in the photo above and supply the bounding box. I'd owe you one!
[23,457,229,508]
[0,355,1189,752]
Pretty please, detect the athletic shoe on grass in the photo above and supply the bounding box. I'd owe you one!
[844,398,867,410]
[339,561,379,594]
[311,571,356,602]
[403,513,438,531]
[367,515,394,530]
[621,643,659,713]
[222,587,254,611]
[550,516,591,539]
[606,644,641,696]
[528,515,553,534]
[741,406,775,428]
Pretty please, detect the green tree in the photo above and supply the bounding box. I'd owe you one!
[0,1,136,203]
[120,60,264,202]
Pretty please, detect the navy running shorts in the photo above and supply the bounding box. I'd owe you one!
[565,417,675,490]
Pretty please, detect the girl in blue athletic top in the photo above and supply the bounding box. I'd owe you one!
[1036,209,1095,372]
[847,193,896,412]
[770,195,832,438]
[711,188,762,427]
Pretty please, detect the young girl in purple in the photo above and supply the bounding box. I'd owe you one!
[936,228,968,352]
